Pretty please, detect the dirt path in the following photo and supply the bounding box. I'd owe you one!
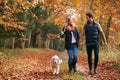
[0,48,120,80]
[55,51,120,80]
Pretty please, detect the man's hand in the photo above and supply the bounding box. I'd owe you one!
[104,41,107,47]
[79,41,84,46]
[102,41,108,51]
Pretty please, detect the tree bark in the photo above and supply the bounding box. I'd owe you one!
[45,39,50,48]
[12,37,15,49]
[3,38,6,49]
[50,37,53,49]
[106,16,112,42]
[27,30,32,47]
[57,38,61,51]
[21,38,25,49]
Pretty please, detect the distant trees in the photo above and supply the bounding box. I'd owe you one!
[0,0,120,50]
[0,0,64,51]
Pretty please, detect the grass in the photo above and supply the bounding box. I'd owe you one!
[0,48,45,73]
[79,46,120,61]
[99,46,120,61]
[115,59,120,69]
[0,47,120,79]
[60,62,86,80]
[25,48,45,53]
[0,49,21,59]
[57,51,86,80]
[79,46,120,69]
[0,48,45,59]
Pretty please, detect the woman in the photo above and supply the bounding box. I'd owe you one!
[60,17,80,72]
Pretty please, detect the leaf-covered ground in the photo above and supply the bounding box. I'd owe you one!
[77,55,120,80]
[0,48,120,80]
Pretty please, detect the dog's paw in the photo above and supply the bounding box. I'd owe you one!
[56,73,59,75]
[53,72,56,75]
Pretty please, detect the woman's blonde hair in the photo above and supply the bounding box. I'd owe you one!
[65,17,76,27]
[66,17,73,23]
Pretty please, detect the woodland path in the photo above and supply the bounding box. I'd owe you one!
[0,48,120,80]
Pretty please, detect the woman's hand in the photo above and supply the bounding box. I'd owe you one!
[66,26,72,32]
[66,23,74,32]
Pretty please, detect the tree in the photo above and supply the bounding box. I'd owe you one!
[0,0,120,49]
[40,22,60,48]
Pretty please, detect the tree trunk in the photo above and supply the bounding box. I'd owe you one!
[47,38,50,48]
[57,38,61,51]
[45,39,47,48]
[45,39,49,48]
[27,30,32,47]
[12,37,15,49]
[106,16,112,42]
[50,37,53,49]
[22,38,25,49]
[31,33,37,48]
[3,38,6,49]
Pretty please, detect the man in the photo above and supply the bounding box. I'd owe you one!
[81,13,107,74]
[60,17,80,73]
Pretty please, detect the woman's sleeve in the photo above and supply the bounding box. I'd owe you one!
[60,27,65,38]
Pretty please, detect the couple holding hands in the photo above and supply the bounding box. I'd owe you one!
[60,12,107,75]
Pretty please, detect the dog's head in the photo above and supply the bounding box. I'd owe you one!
[52,55,62,64]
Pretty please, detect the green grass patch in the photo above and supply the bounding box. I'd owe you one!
[0,48,46,75]
[79,46,120,69]
[114,55,120,69]
[79,46,120,61]
[0,48,45,59]
[0,49,22,59]
[60,62,86,80]
[25,48,45,53]
[99,47,120,61]
[0,48,46,71]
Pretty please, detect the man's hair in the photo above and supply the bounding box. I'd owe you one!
[86,12,93,18]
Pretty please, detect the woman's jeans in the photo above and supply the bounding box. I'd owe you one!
[67,43,78,72]
[86,44,99,71]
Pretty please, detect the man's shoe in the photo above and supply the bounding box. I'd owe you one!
[73,68,77,72]
[94,69,98,74]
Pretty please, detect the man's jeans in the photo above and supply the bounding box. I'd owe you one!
[67,43,78,71]
[86,44,99,71]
